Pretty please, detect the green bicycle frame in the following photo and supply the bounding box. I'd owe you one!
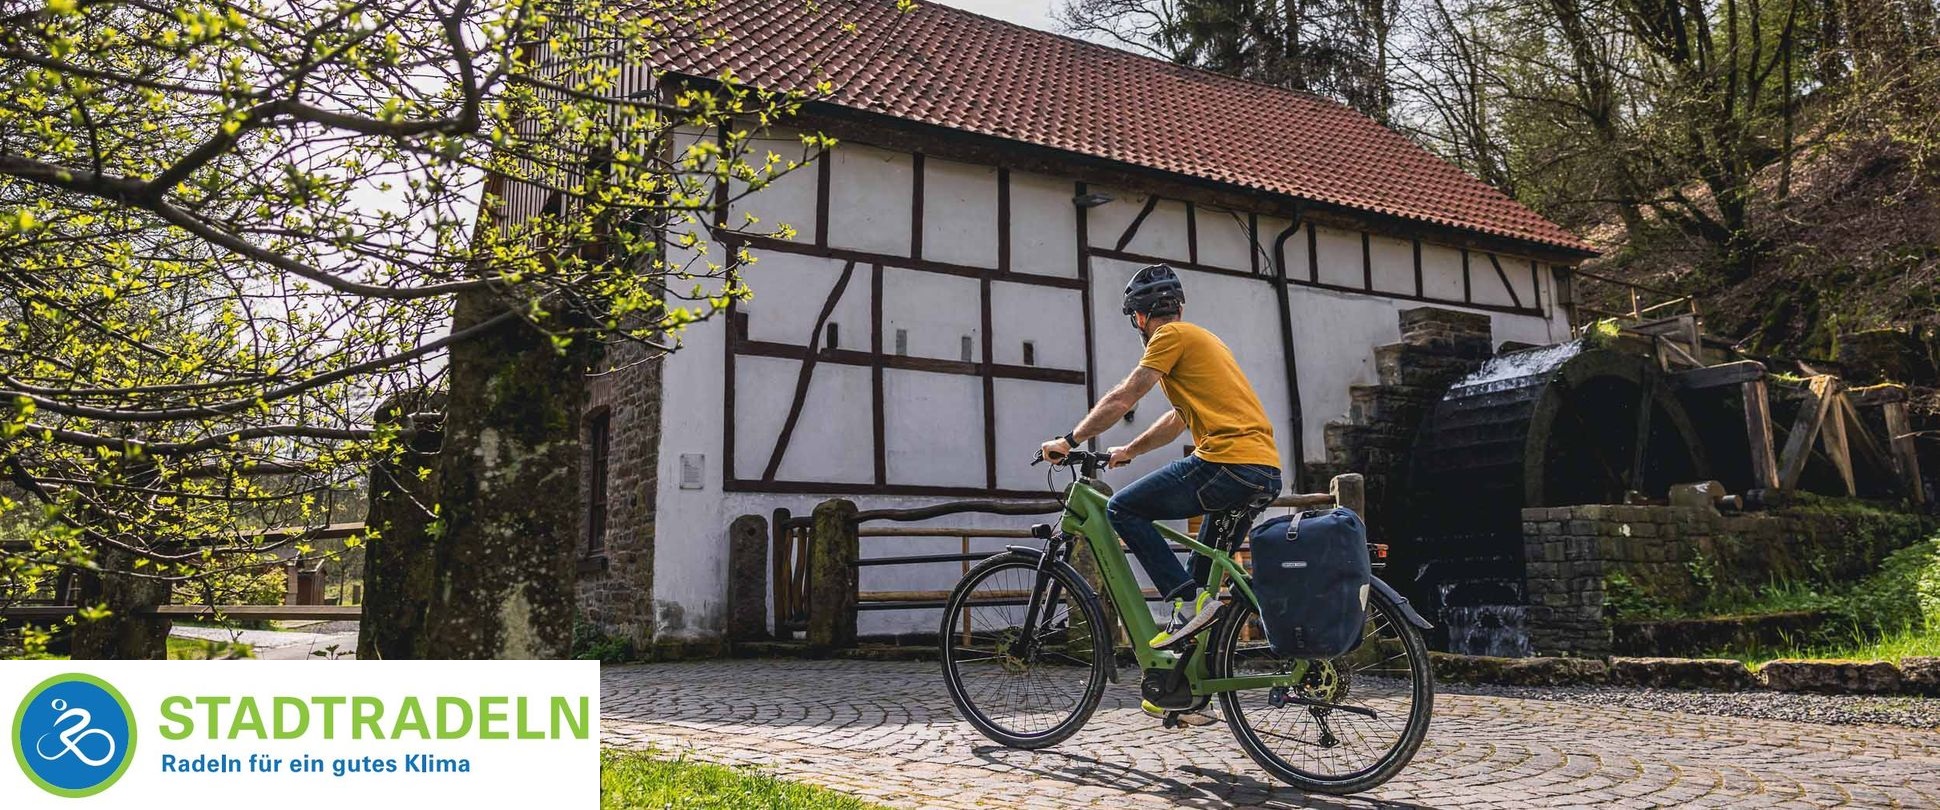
[1057,480,1306,696]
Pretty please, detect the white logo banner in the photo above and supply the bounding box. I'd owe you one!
[4,661,599,809]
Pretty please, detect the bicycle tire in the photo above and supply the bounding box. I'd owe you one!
[1211,587,1434,794]
[940,551,1111,749]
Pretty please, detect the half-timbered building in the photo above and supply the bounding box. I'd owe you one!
[559,0,1596,649]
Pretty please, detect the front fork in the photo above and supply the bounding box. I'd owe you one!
[1009,526,1070,661]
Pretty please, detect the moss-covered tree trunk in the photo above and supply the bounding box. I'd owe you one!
[421,289,598,659]
[68,545,171,659]
[358,391,446,660]
[68,462,172,659]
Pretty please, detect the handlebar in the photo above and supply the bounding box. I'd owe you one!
[1031,449,1116,476]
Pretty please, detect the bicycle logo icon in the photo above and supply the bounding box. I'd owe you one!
[11,674,136,797]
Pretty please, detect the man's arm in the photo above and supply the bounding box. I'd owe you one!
[1108,410,1185,467]
[1073,366,1162,442]
[1039,365,1162,461]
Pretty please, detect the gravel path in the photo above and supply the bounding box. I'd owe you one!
[1448,682,1940,729]
[169,624,358,660]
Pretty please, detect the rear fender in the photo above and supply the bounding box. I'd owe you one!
[1372,577,1434,630]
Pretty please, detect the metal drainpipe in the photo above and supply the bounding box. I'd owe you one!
[1270,208,1307,490]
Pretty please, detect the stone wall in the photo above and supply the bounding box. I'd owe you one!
[1310,306,1492,542]
[575,341,663,651]
[1523,501,1931,657]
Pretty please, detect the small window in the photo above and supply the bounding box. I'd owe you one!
[894,329,908,356]
[586,410,612,554]
[1021,341,1036,366]
[824,322,839,350]
[960,335,974,363]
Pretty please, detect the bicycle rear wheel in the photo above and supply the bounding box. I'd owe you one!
[940,551,1110,749]
[1211,587,1434,794]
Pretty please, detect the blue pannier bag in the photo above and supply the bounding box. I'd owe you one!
[1247,508,1372,659]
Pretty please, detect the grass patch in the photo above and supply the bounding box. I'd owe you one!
[1708,624,1940,666]
[601,749,883,810]
[167,636,254,660]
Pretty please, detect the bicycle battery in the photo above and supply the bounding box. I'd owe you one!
[1248,508,1372,659]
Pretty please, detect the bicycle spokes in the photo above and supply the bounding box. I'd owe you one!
[942,556,1109,744]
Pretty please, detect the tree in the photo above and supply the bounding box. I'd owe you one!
[0,0,824,657]
[1056,0,1400,120]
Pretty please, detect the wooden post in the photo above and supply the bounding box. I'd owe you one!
[1884,400,1926,506]
[1330,473,1366,517]
[807,498,858,651]
[1743,378,1780,491]
[727,514,770,643]
[1821,390,1857,496]
[1778,376,1836,490]
[770,508,792,635]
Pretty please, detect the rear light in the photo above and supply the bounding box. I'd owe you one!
[1367,543,1388,560]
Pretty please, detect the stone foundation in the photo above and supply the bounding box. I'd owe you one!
[1311,306,1492,543]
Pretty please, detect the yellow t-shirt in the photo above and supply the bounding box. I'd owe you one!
[1138,321,1280,466]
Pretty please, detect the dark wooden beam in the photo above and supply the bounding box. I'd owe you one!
[762,261,859,482]
[1672,360,1765,390]
[735,339,1085,384]
[1743,378,1781,491]
[1883,400,1926,506]
[1777,376,1835,490]
[1821,387,1857,496]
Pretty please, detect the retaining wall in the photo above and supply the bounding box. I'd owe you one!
[1523,500,1930,657]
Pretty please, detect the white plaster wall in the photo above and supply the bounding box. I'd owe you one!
[640,138,1583,640]
[740,253,869,345]
[988,281,1085,369]
[1470,251,1541,309]
[1421,242,1466,301]
[882,267,982,362]
[1010,172,1080,278]
[920,158,999,268]
[1197,206,1259,272]
[1314,225,1364,288]
[1369,234,1415,295]
[828,144,913,256]
[884,370,986,488]
[993,378,1092,491]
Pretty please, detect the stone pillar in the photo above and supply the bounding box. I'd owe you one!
[807,499,858,651]
[726,514,770,642]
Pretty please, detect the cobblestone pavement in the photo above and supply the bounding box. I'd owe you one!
[602,659,1940,809]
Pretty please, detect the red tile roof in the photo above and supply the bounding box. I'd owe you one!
[663,0,1593,255]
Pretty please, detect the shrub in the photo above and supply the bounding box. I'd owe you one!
[1841,536,1940,634]
[573,617,635,663]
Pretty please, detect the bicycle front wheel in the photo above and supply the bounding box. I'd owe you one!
[940,551,1110,749]
[1211,586,1434,794]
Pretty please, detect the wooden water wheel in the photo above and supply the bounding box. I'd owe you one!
[1409,342,1712,550]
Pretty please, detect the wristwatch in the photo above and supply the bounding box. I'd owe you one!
[1062,431,1079,448]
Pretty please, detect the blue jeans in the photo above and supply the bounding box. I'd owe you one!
[1106,456,1282,602]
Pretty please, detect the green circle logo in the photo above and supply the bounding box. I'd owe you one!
[12,673,138,797]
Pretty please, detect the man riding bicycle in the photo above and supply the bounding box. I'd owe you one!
[1037,263,1283,720]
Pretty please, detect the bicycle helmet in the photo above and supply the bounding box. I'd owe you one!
[1122,263,1184,317]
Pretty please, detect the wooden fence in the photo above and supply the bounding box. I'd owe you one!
[0,522,367,623]
[766,473,1365,650]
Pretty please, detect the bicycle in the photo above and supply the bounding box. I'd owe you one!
[939,450,1435,795]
